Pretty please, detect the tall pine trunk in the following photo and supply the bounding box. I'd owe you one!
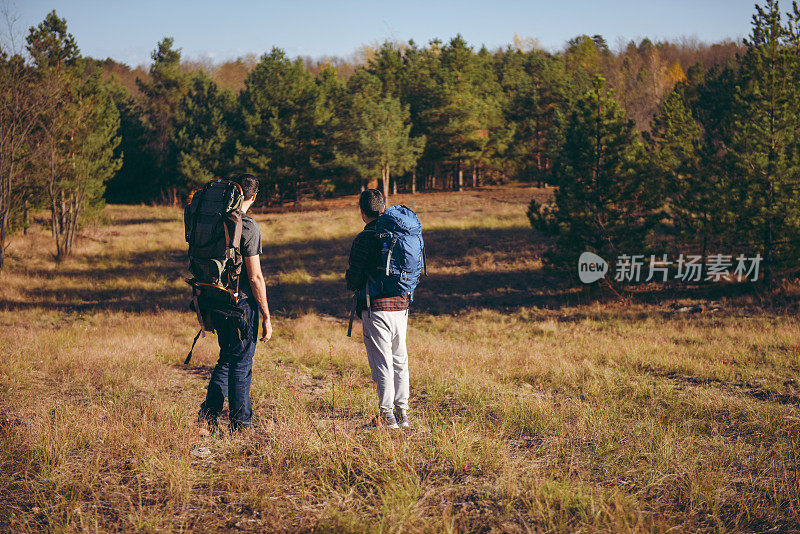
[382,164,390,201]
[165,186,179,207]
[764,182,774,285]
[411,170,417,194]
[0,209,7,271]
[49,149,66,261]
[700,234,707,281]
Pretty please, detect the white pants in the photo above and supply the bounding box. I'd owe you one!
[362,309,409,416]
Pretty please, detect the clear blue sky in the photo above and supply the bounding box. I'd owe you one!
[7,0,758,67]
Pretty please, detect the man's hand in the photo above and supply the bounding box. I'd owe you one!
[260,314,272,342]
[244,254,272,343]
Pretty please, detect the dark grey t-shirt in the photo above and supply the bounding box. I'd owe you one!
[239,214,262,299]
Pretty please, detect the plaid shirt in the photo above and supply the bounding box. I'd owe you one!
[370,293,410,312]
[345,220,410,313]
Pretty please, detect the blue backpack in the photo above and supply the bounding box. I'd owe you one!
[366,205,426,301]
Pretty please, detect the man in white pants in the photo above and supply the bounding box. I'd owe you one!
[345,189,411,429]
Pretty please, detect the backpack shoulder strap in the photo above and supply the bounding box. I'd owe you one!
[219,179,243,197]
[188,183,212,248]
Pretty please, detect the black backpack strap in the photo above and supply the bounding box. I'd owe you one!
[224,179,244,198]
[347,293,357,337]
[222,220,232,259]
[184,328,203,365]
[188,183,211,251]
[191,285,206,330]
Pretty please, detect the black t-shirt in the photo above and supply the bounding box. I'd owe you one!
[239,215,262,299]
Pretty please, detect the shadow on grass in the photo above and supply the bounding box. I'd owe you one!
[637,365,800,406]
[1,224,779,316]
[5,225,565,315]
[110,216,181,226]
[6,248,189,313]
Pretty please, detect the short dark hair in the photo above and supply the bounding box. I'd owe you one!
[234,173,259,200]
[359,189,385,218]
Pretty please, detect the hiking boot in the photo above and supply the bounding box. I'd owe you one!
[198,405,220,434]
[395,409,411,428]
[230,421,254,433]
[363,412,400,429]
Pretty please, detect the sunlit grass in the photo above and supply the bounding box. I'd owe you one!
[0,185,798,532]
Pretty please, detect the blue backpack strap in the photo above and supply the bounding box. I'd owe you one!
[419,234,427,276]
[385,236,398,276]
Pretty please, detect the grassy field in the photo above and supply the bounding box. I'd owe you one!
[0,184,798,532]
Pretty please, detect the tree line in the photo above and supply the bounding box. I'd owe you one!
[530,0,800,283]
[102,31,740,206]
[0,5,776,272]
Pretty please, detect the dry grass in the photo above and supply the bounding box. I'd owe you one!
[0,184,798,532]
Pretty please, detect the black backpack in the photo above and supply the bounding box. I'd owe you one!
[183,180,246,363]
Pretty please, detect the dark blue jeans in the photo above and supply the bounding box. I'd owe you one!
[200,297,258,430]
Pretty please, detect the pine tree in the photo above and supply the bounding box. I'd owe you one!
[498,49,569,186]
[174,71,236,192]
[65,74,122,224]
[26,12,121,259]
[647,89,723,264]
[25,10,79,70]
[136,38,187,204]
[543,77,660,270]
[236,48,330,204]
[104,82,155,203]
[311,64,346,198]
[339,69,424,199]
[726,0,800,282]
[471,46,512,187]
[42,74,121,259]
[403,40,445,189]
[418,36,503,191]
[367,42,407,98]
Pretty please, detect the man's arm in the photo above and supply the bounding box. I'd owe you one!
[345,232,375,291]
[244,255,272,342]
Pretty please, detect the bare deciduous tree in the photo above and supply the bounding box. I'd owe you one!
[0,47,42,269]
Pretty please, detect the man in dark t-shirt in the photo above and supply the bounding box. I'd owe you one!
[238,215,262,300]
[199,174,272,431]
